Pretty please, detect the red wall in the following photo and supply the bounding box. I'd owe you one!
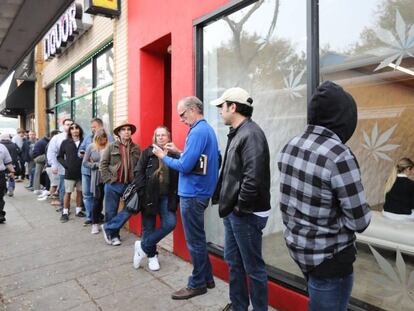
[127,1,308,310]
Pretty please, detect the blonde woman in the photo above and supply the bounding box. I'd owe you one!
[383,157,414,221]
[133,126,178,271]
[83,129,109,234]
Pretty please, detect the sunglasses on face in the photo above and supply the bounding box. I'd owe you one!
[70,126,80,130]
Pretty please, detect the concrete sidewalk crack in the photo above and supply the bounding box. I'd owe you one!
[75,278,103,311]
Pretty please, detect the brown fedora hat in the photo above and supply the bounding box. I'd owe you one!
[113,120,137,136]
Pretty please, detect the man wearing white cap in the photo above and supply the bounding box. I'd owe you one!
[211,87,271,311]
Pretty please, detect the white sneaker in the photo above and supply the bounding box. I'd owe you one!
[101,225,112,245]
[148,255,160,271]
[133,241,147,269]
[111,237,121,246]
[38,190,50,198]
[91,224,100,234]
[37,196,49,201]
[33,190,43,195]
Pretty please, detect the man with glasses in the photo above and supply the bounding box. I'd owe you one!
[47,118,74,214]
[152,96,219,300]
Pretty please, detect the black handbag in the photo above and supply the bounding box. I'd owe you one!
[122,183,141,214]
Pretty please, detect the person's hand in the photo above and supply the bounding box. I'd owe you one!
[165,142,181,155]
[52,167,58,174]
[152,144,167,159]
[79,150,85,158]
[8,171,15,178]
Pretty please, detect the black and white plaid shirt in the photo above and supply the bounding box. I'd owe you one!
[277,125,371,273]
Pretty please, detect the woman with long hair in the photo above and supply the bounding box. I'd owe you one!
[383,157,414,221]
[133,126,178,271]
[82,128,109,234]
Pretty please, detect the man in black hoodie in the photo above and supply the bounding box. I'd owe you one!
[277,81,371,311]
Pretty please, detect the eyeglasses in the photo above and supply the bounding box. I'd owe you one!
[70,126,80,130]
[179,109,187,118]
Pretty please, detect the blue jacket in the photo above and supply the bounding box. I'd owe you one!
[163,119,219,198]
[32,137,50,159]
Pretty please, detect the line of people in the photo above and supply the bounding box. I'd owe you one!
[0,81,374,311]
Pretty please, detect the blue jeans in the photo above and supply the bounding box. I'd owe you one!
[307,273,353,311]
[28,167,35,187]
[59,175,65,209]
[82,174,93,221]
[142,195,176,257]
[224,213,268,311]
[180,196,213,289]
[104,206,132,239]
[7,175,15,192]
[104,183,127,234]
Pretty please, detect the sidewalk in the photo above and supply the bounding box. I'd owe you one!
[0,183,231,311]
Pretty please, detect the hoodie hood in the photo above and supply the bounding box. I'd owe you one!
[308,81,357,143]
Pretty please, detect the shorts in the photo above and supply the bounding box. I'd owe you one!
[64,179,82,193]
[46,167,60,187]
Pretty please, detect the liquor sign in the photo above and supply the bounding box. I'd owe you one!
[84,0,121,18]
[43,2,92,60]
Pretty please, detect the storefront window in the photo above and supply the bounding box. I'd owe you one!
[95,85,113,132]
[74,62,92,97]
[56,103,71,131]
[202,0,306,277]
[49,44,113,130]
[96,48,114,87]
[319,0,414,309]
[56,77,70,104]
[73,94,93,134]
[47,86,56,131]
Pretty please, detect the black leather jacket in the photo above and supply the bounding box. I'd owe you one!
[213,118,271,217]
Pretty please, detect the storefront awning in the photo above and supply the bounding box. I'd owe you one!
[0,0,74,85]
[0,79,34,117]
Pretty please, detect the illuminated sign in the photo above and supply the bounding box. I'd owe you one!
[43,2,92,60]
[84,0,121,17]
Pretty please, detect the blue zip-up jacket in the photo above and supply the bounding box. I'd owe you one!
[163,119,219,198]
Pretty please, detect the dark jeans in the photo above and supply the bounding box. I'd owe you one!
[306,273,353,311]
[141,195,177,257]
[59,175,65,209]
[103,182,128,239]
[0,171,6,219]
[180,196,213,289]
[223,213,268,311]
[91,183,104,224]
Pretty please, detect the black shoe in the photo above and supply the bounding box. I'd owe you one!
[222,303,233,311]
[60,214,69,223]
[76,211,86,217]
[83,219,92,226]
[0,216,5,224]
[99,213,105,223]
[206,280,215,289]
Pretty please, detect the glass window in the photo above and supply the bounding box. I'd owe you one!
[202,0,306,277]
[320,0,414,309]
[96,48,114,87]
[56,77,71,104]
[74,62,92,97]
[73,94,93,134]
[47,85,55,108]
[47,86,57,131]
[56,103,71,131]
[95,85,114,132]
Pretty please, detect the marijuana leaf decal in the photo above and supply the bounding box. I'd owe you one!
[282,69,305,100]
[361,123,399,161]
[369,246,414,309]
[373,10,414,71]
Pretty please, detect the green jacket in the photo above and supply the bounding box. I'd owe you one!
[100,140,141,184]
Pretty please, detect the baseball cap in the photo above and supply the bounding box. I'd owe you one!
[210,87,253,107]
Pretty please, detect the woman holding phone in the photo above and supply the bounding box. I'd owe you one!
[132,126,179,271]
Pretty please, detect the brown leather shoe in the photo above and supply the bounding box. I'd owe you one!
[206,280,215,289]
[171,287,207,300]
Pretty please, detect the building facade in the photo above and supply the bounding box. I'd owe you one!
[127,1,414,310]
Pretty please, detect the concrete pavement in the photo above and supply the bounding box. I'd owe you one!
[0,183,231,311]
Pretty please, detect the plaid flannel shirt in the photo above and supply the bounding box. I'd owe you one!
[277,125,371,273]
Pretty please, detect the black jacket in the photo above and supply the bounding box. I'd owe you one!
[213,118,271,217]
[57,138,83,180]
[384,177,414,215]
[0,140,21,175]
[134,146,179,216]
